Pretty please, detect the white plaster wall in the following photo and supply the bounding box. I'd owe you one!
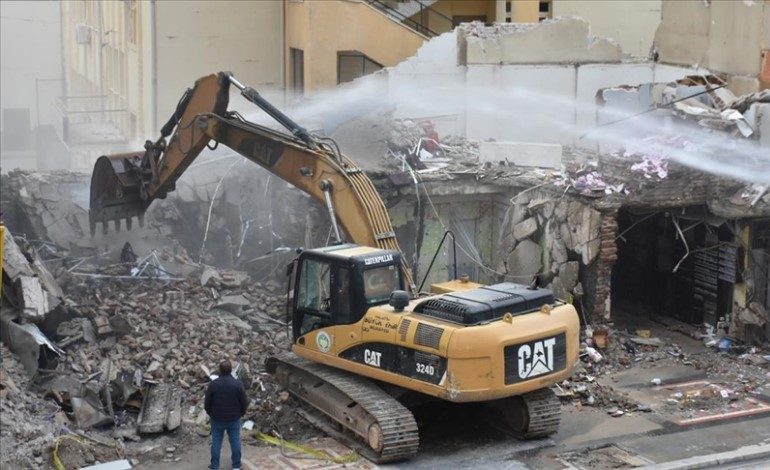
[466,65,577,144]
[0,1,62,130]
[384,28,704,146]
[551,0,662,58]
[575,63,654,149]
[388,32,465,136]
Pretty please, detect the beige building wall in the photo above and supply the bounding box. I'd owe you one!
[552,0,661,57]
[285,1,425,93]
[154,1,283,130]
[654,0,769,93]
[60,0,283,157]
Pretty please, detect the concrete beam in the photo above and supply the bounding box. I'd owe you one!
[479,141,562,169]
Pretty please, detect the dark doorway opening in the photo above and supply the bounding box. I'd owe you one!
[612,207,736,327]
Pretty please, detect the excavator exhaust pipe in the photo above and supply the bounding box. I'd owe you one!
[89,152,148,236]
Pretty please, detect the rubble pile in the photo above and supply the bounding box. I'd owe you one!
[383,118,480,173]
[1,226,314,468]
[557,324,770,419]
[0,344,70,468]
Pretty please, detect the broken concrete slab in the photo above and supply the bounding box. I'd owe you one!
[460,18,623,66]
[559,261,580,291]
[549,235,569,265]
[137,384,182,434]
[561,202,602,264]
[507,239,542,281]
[200,266,222,287]
[15,276,50,322]
[513,217,539,241]
[71,396,114,429]
[2,227,34,278]
[214,294,251,315]
[550,276,568,300]
[3,227,64,325]
[479,141,562,169]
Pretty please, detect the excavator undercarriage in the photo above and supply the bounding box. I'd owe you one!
[266,354,561,463]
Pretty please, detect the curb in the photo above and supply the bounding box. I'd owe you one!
[639,443,770,470]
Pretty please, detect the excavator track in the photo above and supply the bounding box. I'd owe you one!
[487,387,561,439]
[266,354,419,463]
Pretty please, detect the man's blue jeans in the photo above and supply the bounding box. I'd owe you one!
[210,418,241,469]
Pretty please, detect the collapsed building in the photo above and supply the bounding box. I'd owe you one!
[1,15,769,469]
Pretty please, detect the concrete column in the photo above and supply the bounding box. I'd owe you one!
[511,0,539,23]
[593,210,618,320]
[495,0,506,22]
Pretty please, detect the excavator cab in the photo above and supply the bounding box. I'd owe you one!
[291,244,404,341]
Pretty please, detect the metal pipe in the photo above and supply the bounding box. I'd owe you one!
[320,181,342,244]
[418,230,457,293]
[227,74,315,148]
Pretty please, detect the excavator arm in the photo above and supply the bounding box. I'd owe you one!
[89,72,415,292]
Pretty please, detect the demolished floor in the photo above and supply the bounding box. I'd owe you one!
[1,93,769,468]
[1,219,769,469]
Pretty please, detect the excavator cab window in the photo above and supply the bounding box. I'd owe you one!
[294,256,360,338]
[296,258,333,335]
[363,265,400,305]
[293,250,403,341]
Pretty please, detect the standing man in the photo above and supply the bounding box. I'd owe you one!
[205,360,248,470]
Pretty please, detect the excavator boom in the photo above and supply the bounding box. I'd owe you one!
[89,72,415,292]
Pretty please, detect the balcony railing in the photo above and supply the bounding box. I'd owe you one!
[55,95,129,145]
[366,0,453,38]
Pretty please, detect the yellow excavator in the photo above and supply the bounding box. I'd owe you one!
[89,73,580,463]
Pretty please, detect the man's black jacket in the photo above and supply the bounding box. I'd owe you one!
[204,375,248,422]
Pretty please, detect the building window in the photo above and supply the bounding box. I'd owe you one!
[539,1,552,21]
[290,48,304,95]
[337,51,383,85]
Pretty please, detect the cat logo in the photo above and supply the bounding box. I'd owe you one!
[517,337,556,379]
[364,349,382,367]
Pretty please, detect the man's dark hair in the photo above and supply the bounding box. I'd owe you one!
[219,360,232,376]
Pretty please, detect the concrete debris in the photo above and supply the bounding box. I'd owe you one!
[71,395,115,429]
[214,294,251,315]
[478,141,562,169]
[0,217,310,467]
[459,17,623,65]
[79,460,133,470]
[558,321,770,421]
[0,170,95,252]
[16,275,50,321]
[512,217,538,241]
[2,227,64,323]
[506,239,542,281]
[600,76,770,141]
[631,155,668,180]
[137,384,182,434]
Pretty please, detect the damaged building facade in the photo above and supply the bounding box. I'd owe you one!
[1,2,770,468]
